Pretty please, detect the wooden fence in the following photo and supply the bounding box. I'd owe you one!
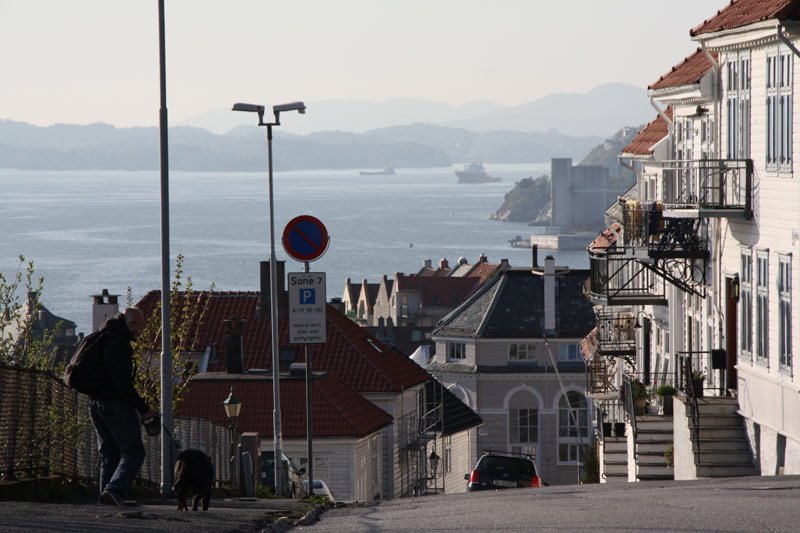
[0,364,234,486]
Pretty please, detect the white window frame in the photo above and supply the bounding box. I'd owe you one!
[509,342,536,361]
[557,391,588,465]
[755,250,769,365]
[726,52,751,159]
[509,408,538,446]
[558,343,580,362]
[779,254,793,371]
[767,47,793,172]
[447,341,465,361]
[740,248,753,363]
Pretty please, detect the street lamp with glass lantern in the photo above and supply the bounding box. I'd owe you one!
[231,100,306,497]
[223,387,242,489]
[428,449,440,493]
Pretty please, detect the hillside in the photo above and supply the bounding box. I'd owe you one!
[0,120,601,171]
[490,125,642,223]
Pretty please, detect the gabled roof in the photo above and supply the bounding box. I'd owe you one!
[135,290,430,394]
[588,223,622,251]
[395,275,479,308]
[649,49,718,91]
[621,108,672,157]
[434,268,594,339]
[343,279,359,311]
[359,282,380,311]
[179,372,393,439]
[691,0,800,37]
[464,260,503,286]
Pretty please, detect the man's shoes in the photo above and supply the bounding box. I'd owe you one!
[99,491,123,507]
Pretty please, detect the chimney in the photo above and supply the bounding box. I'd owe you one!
[544,256,556,332]
[223,316,245,373]
[91,288,120,332]
[531,244,539,269]
[329,297,345,314]
[478,253,487,263]
[424,259,432,269]
[499,258,510,269]
[439,258,449,270]
[259,260,287,319]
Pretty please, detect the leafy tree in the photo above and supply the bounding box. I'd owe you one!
[130,254,214,413]
[0,255,56,370]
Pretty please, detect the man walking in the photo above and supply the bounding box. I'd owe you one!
[88,307,156,506]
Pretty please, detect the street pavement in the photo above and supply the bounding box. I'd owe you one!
[299,475,800,532]
[3,476,800,532]
[1,496,318,532]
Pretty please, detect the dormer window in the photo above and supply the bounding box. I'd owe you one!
[447,342,465,361]
[509,343,536,361]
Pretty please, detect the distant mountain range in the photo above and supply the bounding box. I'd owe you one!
[0,83,654,172]
[177,83,652,137]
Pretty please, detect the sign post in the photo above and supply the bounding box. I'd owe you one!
[283,214,329,495]
[288,272,327,344]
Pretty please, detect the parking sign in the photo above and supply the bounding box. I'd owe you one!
[288,272,327,344]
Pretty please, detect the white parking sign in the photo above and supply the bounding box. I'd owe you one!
[288,272,327,344]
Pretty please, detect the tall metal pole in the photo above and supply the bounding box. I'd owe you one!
[267,124,286,497]
[304,261,314,495]
[157,0,174,496]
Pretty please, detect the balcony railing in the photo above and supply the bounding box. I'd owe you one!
[660,159,753,219]
[587,250,667,306]
[622,202,709,260]
[595,309,636,359]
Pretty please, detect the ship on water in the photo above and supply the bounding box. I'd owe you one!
[455,161,502,184]
[359,166,396,176]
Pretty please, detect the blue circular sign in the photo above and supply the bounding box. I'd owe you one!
[282,215,330,262]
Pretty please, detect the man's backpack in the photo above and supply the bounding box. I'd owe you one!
[63,329,110,395]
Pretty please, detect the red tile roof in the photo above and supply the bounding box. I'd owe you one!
[580,327,599,362]
[621,108,672,157]
[135,291,430,394]
[394,275,480,307]
[465,261,501,286]
[691,0,800,37]
[649,49,718,91]
[588,223,622,251]
[179,372,393,439]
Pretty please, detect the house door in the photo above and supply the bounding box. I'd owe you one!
[725,277,738,390]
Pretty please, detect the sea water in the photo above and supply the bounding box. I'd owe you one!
[0,163,588,334]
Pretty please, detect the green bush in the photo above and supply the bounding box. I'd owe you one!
[656,384,677,397]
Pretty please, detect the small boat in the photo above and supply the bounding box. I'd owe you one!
[359,166,396,176]
[455,162,501,184]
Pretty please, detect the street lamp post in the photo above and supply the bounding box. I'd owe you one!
[231,101,306,497]
[223,387,242,490]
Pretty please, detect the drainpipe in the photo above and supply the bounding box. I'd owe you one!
[649,97,673,157]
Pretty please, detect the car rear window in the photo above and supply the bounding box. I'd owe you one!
[479,456,535,475]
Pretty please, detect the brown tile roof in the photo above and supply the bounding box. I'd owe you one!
[395,275,480,307]
[465,261,501,286]
[621,108,672,157]
[179,372,393,439]
[691,0,800,36]
[135,290,430,394]
[580,327,599,362]
[588,223,622,251]
[649,49,718,91]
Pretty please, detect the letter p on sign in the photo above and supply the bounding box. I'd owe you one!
[300,288,316,304]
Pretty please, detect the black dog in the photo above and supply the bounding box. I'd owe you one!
[172,449,214,511]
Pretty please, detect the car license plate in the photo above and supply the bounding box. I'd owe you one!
[493,479,516,488]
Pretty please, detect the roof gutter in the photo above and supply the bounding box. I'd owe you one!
[777,24,800,59]
[649,97,672,129]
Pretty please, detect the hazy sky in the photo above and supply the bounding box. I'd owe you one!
[2,1,721,128]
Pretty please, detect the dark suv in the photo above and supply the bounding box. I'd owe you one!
[465,451,541,491]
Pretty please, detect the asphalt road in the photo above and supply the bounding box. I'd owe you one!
[300,476,800,532]
[0,497,315,533]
